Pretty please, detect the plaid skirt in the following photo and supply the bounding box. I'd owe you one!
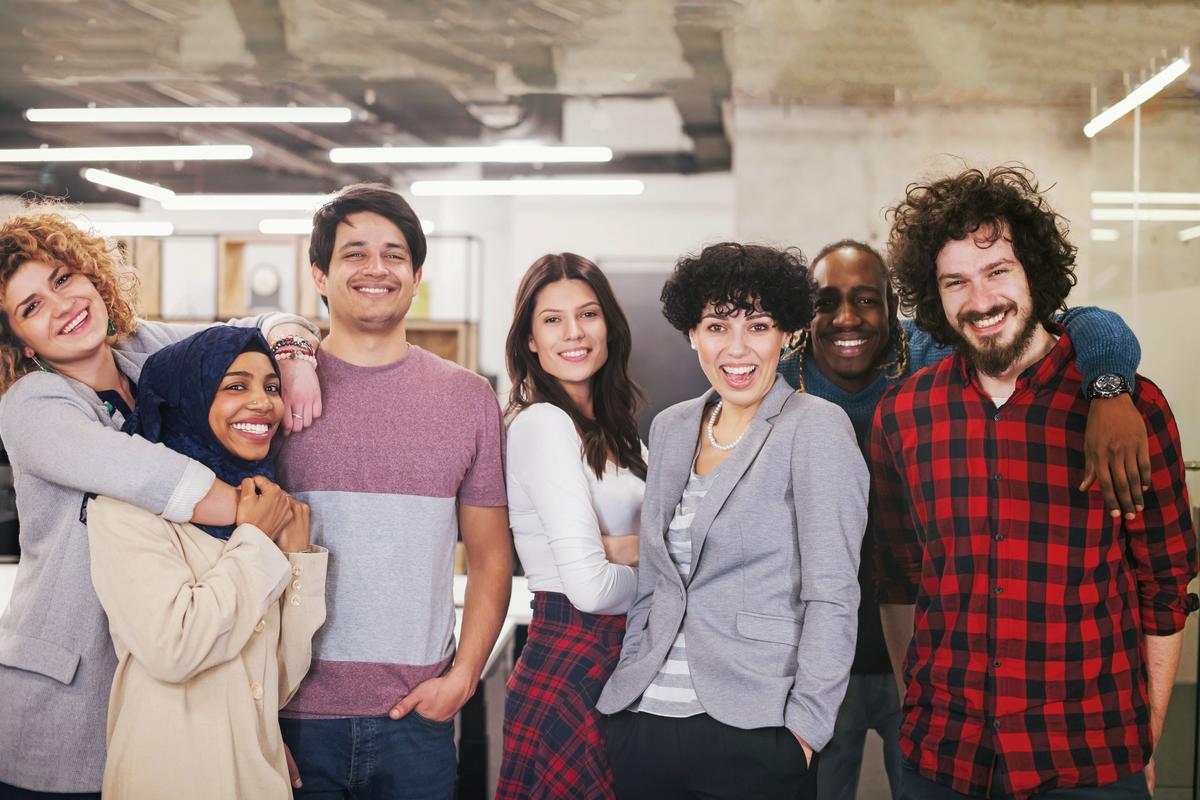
[496,592,627,800]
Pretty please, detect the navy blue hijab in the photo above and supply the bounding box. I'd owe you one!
[124,326,280,539]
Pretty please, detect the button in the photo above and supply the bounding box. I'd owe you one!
[992,659,1001,668]
[992,720,1001,729]
[993,534,1004,542]
[994,586,1003,595]
[250,682,263,700]
[993,413,1001,421]
[292,580,302,591]
[292,565,302,577]
[290,596,302,606]
[254,619,266,633]
[992,473,1002,481]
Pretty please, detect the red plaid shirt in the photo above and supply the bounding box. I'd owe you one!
[871,330,1197,799]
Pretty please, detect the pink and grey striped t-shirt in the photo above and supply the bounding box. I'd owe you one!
[275,345,507,719]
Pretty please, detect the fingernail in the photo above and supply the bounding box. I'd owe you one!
[1111,509,1121,518]
[295,780,302,788]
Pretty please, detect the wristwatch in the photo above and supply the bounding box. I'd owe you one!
[1086,373,1131,399]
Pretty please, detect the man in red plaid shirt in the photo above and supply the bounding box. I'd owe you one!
[872,166,1197,799]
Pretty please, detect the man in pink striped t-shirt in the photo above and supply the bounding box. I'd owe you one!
[276,184,512,799]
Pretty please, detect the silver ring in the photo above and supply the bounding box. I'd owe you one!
[291,413,304,419]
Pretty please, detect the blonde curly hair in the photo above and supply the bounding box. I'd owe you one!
[0,205,140,392]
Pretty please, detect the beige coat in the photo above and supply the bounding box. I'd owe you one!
[87,495,328,800]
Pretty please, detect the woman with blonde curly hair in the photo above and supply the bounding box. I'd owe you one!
[0,207,322,799]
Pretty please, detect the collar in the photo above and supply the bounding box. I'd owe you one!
[952,321,1072,396]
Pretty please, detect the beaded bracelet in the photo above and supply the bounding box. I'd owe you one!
[273,350,318,368]
[270,335,316,358]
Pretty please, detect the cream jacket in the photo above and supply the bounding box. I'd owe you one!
[87,495,328,800]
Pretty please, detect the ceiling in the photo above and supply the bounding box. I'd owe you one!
[0,0,1196,205]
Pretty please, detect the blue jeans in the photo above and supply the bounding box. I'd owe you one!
[817,672,903,800]
[280,715,457,800]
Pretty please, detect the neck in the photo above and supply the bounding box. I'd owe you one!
[51,343,125,393]
[561,381,594,420]
[975,323,1055,399]
[810,356,880,395]
[321,320,410,367]
[713,394,759,438]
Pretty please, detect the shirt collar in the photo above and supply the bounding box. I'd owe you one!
[953,321,1072,397]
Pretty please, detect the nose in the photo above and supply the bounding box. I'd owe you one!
[47,291,75,318]
[361,252,388,275]
[832,298,861,328]
[964,280,998,313]
[726,325,750,356]
[245,387,274,409]
[563,315,583,340]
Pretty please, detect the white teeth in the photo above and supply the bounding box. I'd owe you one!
[972,312,1005,328]
[560,349,588,358]
[61,309,88,334]
[357,287,389,294]
[722,365,755,375]
[835,338,867,348]
[232,422,269,435]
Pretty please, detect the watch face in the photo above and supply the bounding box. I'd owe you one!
[1093,374,1127,395]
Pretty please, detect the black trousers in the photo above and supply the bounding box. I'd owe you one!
[605,711,818,800]
[897,761,1150,800]
[0,783,100,800]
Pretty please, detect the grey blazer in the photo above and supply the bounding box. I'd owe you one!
[596,376,868,751]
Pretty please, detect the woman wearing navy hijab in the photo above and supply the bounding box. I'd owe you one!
[85,326,328,800]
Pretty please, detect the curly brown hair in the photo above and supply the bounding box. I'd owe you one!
[886,165,1077,346]
[0,206,139,392]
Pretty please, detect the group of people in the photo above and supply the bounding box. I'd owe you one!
[0,164,1192,800]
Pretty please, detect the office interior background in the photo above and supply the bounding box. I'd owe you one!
[0,1,1197,797]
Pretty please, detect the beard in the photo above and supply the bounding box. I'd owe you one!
[954,303,1038,376]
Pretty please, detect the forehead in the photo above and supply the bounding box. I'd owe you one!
[534,278,598,310]
[1,258,55,300]
[935,226,1018,277]
[812,248,886,291]
[333,211,409,250]
[225,350,278,374]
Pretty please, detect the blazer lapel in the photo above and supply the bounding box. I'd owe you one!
[645,394,708,584]
[685,377,795,584]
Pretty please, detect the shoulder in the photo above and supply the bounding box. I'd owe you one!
[510,402,578,436]
[778,391,855,441]
[115,319,179,354]
[412,347,497,399]
[1,371,91,426]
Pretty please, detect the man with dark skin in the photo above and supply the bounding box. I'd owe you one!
[777,240,1148,800]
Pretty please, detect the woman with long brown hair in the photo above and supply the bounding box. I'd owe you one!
[495,253,646,800]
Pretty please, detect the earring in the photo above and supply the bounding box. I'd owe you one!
[107,318,116,336]
[31,354,52,373]
[689,339,697,351]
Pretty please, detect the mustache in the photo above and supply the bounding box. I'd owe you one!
[958,303,1015,325]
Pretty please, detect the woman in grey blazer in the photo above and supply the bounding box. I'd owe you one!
[597,243,869,800]
[0,209,320,797]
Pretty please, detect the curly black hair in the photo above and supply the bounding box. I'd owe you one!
[660,242,814,335]
[887,165,1077,346]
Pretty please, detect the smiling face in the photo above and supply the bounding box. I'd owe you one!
[809,247,895,393]
[691,302,786,412]
[1,258,110,369]
[528,279,609,408]
[312,211,421,332]
[207,350,284,462]
[935,223,1039,376]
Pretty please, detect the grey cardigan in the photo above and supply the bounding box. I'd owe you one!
[0,314,312,793]
[596,377,868,751]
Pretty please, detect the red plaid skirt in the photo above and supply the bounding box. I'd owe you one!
[495,592,627,800]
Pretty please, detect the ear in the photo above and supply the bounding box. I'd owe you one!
[22,346,34,360]
[412,265,423,290]
[528,335,537,354]
[688,335,697,351]
[311,264,327,297]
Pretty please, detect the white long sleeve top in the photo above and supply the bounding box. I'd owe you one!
[506,403,645,615]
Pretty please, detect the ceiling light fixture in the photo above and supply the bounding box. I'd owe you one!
[162,194,331,211]
[1179,224,1200,243]
[1084,57,1190,138]
[410,179,644,197]
[1091,208,1200,222]
[0,145,253,162]
[1090,228,1120,242]
[76,221,174,237]
[259,217,435,235]
[83,168,175,202]
[1091,191,1200,205]
[330,145,613,164]
[26,107,353,124]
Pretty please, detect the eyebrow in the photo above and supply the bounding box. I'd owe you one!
[337,239,409,253]
[221,370,280,380]
[701,309,771,320]
[538,301,601,314]
[938,258,1015,281]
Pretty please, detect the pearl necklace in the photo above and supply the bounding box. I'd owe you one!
[706,400,746,451]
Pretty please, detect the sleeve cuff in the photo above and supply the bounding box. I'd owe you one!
[259,312,321,341]
[784,697,831,752]
[161,460,217,523]
[1078,355,1137,390]
[1141,592,1200,636]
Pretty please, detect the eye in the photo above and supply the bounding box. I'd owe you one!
[857,297,878,306]
[706,322,725,333]
[543,315,560,324]
[54,272,73,287]
[265,383,282,394]
[20,300,39,318]
[223,381,246,392]
[581,310,600,319]
[813,299,836,312]
[990,267,1009,278]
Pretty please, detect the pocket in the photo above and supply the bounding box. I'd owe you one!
[0,632,82,685]
[735,611,803,646]
[410,709,455,730]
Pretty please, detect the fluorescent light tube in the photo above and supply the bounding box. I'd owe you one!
[1090,208,1200,222]
[1091,191,1200,205]
[77,221,174,237]
[162,194,331,211]
[26,107,353,124]
[1090,228,1120,242]
[83,168,175,202]
[0,145,253,162]
[330,145,612,164]
[410,179,644,197]
[259,217,435,234]
[1180,225,1200,243]
[1084,57,1190,138]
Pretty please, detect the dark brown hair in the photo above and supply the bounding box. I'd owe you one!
[887,165,1077,346]
[505,253,646,481]
[309,183,427,275]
